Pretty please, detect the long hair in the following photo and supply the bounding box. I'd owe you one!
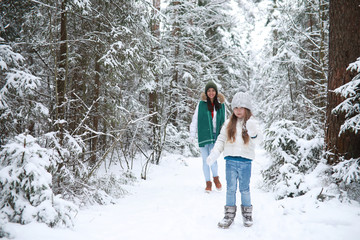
[206,94,221,112]
[227,109,252,144]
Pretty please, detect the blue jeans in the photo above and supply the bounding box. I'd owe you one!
[225,160,252,207]
[200,143,218,182]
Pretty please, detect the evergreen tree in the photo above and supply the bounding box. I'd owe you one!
[326,0,360,200]
[0,36,47,145]
[256,0,329,198]
[325,0,360,164]
[0,133,77,227]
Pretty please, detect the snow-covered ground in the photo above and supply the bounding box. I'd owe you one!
[3,148,360,240]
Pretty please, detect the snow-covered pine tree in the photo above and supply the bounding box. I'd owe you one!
[160,0,201,156]
[0,133,77,227]
[331,57,360,201]
[324,0,360,202]
[16,0,99,203]
[332,58,360,137]
[0,34,78,227]
[99,0,170,170]
[2,0,136,209]
[325,0,360,166]
[0,35,48,146]
[254,0,328,198]
[221,0,259,101]
[262,120,323,199]
[195,0,251,92]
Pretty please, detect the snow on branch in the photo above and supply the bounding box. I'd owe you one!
[332,158,360,185]
[332,57,360,135]
[1,69,41,98]
[347,57,360,72]
[0,39,24,70]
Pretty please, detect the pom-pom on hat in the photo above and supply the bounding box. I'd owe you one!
[205,81,218,94]
[231,90,253,112]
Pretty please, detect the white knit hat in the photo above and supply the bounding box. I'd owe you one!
[231,91,253,112]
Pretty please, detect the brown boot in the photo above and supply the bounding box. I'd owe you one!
[205,181,212,192]
[213,176,222,191]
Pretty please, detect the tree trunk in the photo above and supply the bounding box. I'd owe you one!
[170,1,180,127]
[325,0,360,164]
[90,55,101,166]
[149,0,161,164]
[56,0,68,144]
[149,0,160,124]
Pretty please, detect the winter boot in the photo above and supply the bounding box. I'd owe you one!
[205,181,212,192]
[213,176,222,191]
[241,205,253,227]
[218,206,237,229]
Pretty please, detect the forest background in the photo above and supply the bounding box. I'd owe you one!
[0,0,359,231]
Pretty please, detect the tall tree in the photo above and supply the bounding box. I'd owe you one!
[325,0,360,164]
[148,0,162,164]
[56,0,68,145]
[257,0,329,199]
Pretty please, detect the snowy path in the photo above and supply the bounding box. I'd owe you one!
[4,148,360,240]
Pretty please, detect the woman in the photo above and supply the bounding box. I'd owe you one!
[206,90,261,228]
[190,81,226,192]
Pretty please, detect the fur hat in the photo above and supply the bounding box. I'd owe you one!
[231,91,253,112]
[205,81,218,94]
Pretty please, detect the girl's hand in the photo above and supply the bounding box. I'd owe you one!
[206,149,220,166]
[246,117,258,137]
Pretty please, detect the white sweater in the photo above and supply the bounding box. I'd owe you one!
[212,117,262,160]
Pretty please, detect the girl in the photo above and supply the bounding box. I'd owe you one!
[206,91,261,228]
[190,81,226,192]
